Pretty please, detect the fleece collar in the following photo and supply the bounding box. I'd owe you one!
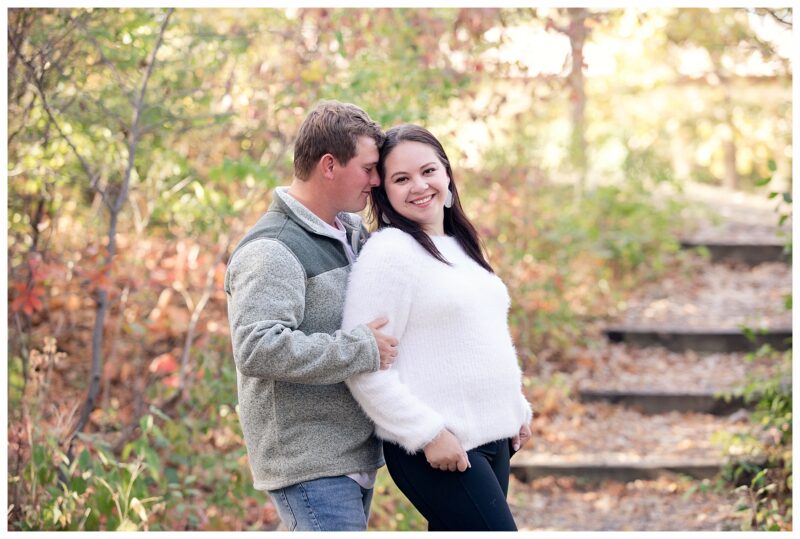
[272,186,366,248]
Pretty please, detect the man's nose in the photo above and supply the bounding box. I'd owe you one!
[369,169,380,186]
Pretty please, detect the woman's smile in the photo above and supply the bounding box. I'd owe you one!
[409,194,435,207]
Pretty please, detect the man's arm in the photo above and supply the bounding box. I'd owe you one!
[225,238,380,384]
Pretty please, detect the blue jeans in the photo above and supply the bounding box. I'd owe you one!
[268,476,374,531]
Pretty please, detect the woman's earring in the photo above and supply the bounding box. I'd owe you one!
[381,213,391,225]
[444,190,453,208]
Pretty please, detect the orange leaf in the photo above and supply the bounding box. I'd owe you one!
[149,353,178,375]
[11,282,46,316]
[65,294,82,312]
[162,375,180,388]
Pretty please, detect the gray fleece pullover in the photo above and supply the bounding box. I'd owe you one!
[224,187,383,491]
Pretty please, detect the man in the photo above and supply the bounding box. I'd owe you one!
[225,101,398,531]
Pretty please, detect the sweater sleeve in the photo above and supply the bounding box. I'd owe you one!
[225,238,379,384]
[342,230,446,452]
[520,393,534,425]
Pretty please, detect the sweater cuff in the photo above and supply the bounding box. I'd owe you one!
[399,416,447,455]
[521,394,534,425]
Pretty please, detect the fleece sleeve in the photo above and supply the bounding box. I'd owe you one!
[342,232,446,452]
[225,238,379,384]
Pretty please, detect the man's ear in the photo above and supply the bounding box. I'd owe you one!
[319,154,336,181]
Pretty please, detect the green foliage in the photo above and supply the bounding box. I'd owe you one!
[719,175,792,531]
[14,432,158,531]
[10,341,266,531]
[720,344,792,531]
[368,468,426,531]
[621,143,675,185]
[149,342,263,530]
[468,172,683,360]
[7,356,26,417]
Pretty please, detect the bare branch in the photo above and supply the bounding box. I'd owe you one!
[763,8,792,28]
[115,8,174,214]
[8,32,102,196]
[176,234,232,400]
[8,95,39,145]
[112,233,232,452]
[84,95,129,135]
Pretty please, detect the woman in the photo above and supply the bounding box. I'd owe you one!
[341,124,532,531]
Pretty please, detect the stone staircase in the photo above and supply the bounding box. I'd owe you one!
[509,221,791,530]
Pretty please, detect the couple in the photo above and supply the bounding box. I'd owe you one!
[225,101,533,532]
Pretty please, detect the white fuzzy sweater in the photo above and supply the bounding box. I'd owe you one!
[342,228,533,453]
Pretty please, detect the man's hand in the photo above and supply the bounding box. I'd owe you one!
[423,429,470,472]
[366,317,398,370]
[511,421,532,452]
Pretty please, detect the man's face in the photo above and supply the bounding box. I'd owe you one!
[332,136,380,213]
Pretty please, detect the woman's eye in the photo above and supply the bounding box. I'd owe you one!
[424,168,435,174]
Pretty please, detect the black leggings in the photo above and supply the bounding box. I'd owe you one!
[383,438,518,531]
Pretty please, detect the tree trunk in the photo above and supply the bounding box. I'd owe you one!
[721,88,739,190]
[722,135,738,190]
[567,8,588,197]
[67,8,174,464]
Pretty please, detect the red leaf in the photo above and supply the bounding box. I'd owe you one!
[149,353,179,375]
[10,295,25,313]
[10,282,46,315]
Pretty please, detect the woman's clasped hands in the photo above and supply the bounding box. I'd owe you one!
[423,429,470,472]
[423,421,531,473]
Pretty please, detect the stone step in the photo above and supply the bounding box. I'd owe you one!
[568,344,784,410]
[510,452,734,482]
[578,388,748,415]
[680,240,789,266]
[523,402,761,483]
[603,326,792,353]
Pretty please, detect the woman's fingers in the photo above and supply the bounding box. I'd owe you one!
[518,423,532,449]
[423,429,471,472]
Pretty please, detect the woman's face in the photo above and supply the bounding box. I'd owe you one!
[382,141,450,236]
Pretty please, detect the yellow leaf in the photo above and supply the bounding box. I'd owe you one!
[301,60,324,83]
[130,498,148,523]
[117,518,138,531]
